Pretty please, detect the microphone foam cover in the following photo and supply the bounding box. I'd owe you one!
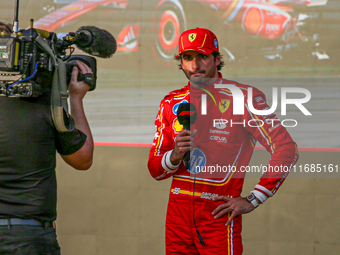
[76,26,117,58]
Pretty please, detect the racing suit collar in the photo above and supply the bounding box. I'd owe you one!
[189,72,223,106]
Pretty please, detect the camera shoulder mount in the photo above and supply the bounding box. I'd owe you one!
[35,35,74,132]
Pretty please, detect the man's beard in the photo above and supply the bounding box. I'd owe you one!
[182,63,218,87]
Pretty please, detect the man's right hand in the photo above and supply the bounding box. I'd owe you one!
[68,60,92,100]
[170,129,197,165]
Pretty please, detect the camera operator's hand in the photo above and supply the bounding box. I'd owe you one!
[61,60,94,170]
[68,60,92,99]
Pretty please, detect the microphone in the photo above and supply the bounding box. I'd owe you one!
[177,103,197,169]
[71,26,117,58]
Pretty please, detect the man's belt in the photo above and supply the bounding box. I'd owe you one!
[0,218,54,227]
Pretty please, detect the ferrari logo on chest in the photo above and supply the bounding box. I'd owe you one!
[219,100,230,113]
[188,33,197,42]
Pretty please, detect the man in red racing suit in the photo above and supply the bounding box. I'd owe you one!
[148,28,298,255]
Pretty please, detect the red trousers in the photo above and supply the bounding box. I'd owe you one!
[165,194,243,255]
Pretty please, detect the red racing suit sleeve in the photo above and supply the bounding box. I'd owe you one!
[243,86,299,203]
[147,97,180,180]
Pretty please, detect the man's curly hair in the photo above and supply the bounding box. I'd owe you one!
[0,21,13,34]
[174,51,225,71]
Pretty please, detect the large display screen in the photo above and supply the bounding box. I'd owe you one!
[1,0,339,148]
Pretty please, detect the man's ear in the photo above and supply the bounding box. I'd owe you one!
[215,55,221,67]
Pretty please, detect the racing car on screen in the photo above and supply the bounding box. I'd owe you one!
[32,0,333,65]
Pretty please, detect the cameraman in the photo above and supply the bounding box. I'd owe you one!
[0,21,94,254]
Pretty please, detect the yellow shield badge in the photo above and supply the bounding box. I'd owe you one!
[219,100,230,113]
[188,33,197,42]
[173,118,183,133]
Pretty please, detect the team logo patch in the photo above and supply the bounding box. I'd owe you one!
[213,119,227,129]
[188,33,197,42]
[219,99,230,113]
[254,96,266,105]
[188,148,206,174]
[173,118,183,133]
[214,39,218,49]
[172,100,189,115]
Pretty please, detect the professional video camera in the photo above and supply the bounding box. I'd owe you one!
[0,21,116,97]
[0,0,116,132]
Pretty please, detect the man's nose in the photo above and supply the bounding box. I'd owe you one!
[191,57,200,70]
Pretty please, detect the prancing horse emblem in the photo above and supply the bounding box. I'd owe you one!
[188,33,197,42]
[219,100,230,113]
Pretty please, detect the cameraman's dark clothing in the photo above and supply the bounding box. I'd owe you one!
[0,225,61,255]
[0,93,86,222]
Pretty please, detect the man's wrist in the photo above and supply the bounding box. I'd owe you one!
[246,192,260,208]
[169,150,181,165]
[162,150,180,173]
